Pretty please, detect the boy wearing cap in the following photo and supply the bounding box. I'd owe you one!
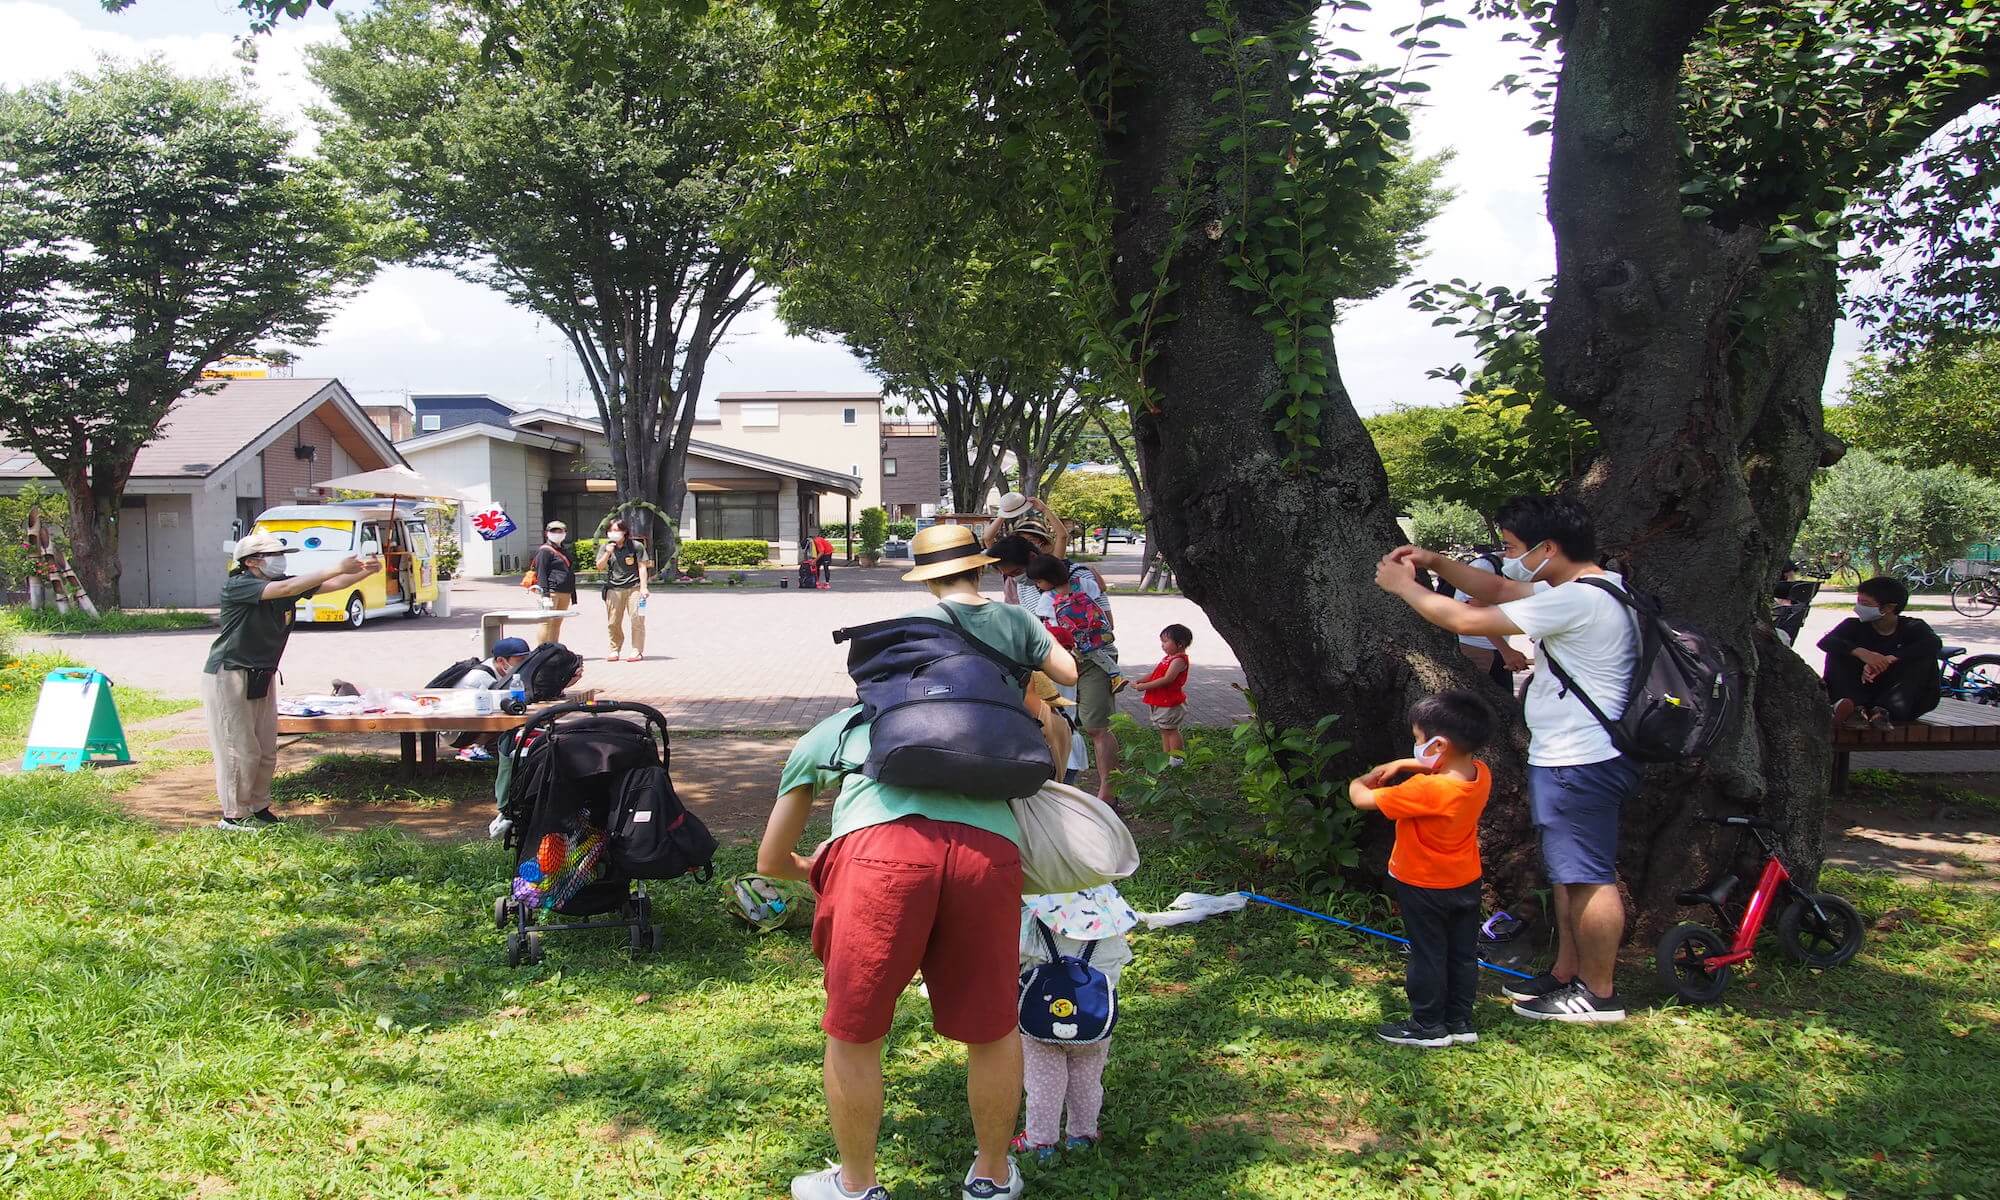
[202,533,380,831]
[451,637,532,762]
[759,523,1077,1200]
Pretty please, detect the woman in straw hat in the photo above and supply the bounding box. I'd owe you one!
[757,522,1077,1200]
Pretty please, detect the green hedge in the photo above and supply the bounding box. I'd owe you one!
[677,539,768,567]
[816,520,917,540]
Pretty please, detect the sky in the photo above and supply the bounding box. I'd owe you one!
[3,0,1865,417]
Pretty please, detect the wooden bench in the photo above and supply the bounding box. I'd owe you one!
[1829,697,2000,793]
[277,689,598,778]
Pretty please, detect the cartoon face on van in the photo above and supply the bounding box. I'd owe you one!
[249,502,441,628]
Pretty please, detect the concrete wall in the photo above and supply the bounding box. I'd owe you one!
[705,399,881,509]
[401,435,522,578]
[115,492,198,607]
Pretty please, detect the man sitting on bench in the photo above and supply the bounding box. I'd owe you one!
[1819,576,1942,731]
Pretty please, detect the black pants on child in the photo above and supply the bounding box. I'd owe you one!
[1824,653,1939,722]
[1395,878,1481,1029]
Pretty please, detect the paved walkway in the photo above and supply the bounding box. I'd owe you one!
[34,548,1248,731]
[29,551,2000,769]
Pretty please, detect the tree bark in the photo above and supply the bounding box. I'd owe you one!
[1540,0,1838,931]
[1053,0,1521,867]
[63,470,120,610]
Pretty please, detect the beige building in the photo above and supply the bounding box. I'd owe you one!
[705,392,884,517]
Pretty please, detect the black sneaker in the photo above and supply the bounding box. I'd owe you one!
[1512,981,1626,1024]
[216,817,260,832]
[1446,1021,1479,1045]
[248,808,283,825]
[1501,970,1569,1002]
[1374,1019,1452,1048]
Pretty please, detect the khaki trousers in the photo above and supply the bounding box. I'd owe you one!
[605,585,646,655]
[539,592,573,645]
[201,668,278,820]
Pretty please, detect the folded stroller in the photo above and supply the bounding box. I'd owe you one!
[494,700,717,966]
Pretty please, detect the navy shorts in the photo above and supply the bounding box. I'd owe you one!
[1527,757,1641,885]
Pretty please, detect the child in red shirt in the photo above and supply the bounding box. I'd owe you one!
[1349,689,1494,1049]
[1131,624,1192,766]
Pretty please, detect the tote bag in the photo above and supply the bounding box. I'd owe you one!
[1009,781,1139,894]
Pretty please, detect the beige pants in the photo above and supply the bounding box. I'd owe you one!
[540,591,573,645]
[201,668,277,820]
[605,585,646,655]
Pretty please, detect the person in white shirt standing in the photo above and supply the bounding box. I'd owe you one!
[1375,495,1638,1025]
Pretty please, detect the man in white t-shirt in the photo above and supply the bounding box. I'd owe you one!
[1376,495,1638,1025]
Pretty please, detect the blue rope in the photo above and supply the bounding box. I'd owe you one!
[1239,892,1535,981]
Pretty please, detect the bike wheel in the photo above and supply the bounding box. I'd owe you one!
[1952,578,1999,618]
[1656,924,1732,1003]
[1955,655,2000,705]
[1776,893,1864,968]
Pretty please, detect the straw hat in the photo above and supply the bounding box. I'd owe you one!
[901,524,999,582]
[231,532,285,563]
[997,492,1033,521]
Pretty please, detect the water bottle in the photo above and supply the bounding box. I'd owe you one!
[508,673,526,706]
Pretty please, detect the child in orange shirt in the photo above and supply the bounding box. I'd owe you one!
[1348,689,1494,1048]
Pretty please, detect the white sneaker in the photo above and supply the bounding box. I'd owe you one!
[962,1156,1023,1200]
[790,1164,888,1200]
[216,817,260,832]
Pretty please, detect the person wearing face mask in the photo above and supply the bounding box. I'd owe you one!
[1818,577,1942,730]
[1349,690,1495,1049]
[530,520,577,645]
[201,533,381,831]
[594,517,651,661]
[1374,494,1639,1026]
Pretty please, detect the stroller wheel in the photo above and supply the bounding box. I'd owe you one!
[524,931,544,965]
[494,895,513,930]
[651,925,665,952]
[628,925,648,955]
[505,931,526,967]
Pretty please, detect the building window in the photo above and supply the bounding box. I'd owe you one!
[695,491,779,541]
[843,407,857,425]
[420,414,442,431]
[740,403,779,428]
[541,493,618,539]
[883,458,897,476]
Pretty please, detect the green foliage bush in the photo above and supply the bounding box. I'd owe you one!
[817,521,850,539]
[888,519,917,540]
[0,483,68,595]
[1798,449,2000,579]
[1405,499,1489,550]
[676,539,767,567]
[3,608,213,634]
[857,507,888,555]
[570,538,600,568]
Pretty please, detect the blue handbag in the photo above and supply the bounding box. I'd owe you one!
[1017,919,1117,1045]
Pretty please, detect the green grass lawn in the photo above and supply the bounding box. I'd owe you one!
[0,753,1995,1199]
[1,607,214,635]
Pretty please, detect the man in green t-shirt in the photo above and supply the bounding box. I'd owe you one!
[202,532,380,831]
[758,524,1077,1200]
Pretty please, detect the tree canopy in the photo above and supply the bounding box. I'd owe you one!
[1797,450,2000,578]
[310,0,776,551]
[1831,339,2000,477]
[0,59,385,607]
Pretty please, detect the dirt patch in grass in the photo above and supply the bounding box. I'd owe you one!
[1192,1110,1396,1155]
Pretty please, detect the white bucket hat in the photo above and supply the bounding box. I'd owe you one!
[997,492,1033,521]
[1025,883,1139,941]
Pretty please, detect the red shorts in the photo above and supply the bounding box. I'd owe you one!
[810,816,1023,1044]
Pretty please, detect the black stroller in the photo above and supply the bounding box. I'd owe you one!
[493,700,716,966]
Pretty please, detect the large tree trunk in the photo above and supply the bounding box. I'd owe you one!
[1056,0,1532,881]
[63,472,119,610]
[1541,0,1837,932]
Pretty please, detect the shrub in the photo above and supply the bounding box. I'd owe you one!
[677,539,767,567]
[818,521,850,539]
[857,507,888,555]
[887,519,917,540]
[3,607,214,634]
[570,538,600,569]
[1405,499,1490,551]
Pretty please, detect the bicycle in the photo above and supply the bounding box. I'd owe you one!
[1656,815,1864,1004]
[1951,574,2000,619]
[1940,644,2000,704]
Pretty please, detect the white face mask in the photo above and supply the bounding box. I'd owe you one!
[1500,542,1548,584]
[257,555,288,578]
[1853,603,1883,621]
[608,531,625,543]
[1412,735,1445,768]
[547,531,565,544]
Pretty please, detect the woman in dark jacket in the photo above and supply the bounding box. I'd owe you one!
[1819,576,1942,729]
[530,520,578,644]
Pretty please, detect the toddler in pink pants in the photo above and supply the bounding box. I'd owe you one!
[1012,885,1138,1161]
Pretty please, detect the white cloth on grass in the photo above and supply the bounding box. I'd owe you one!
[1132,891,1250,930]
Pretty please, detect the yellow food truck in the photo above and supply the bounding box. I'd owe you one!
[249,500,442,627]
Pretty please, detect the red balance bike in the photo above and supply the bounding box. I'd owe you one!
[1656,814,1864,1003]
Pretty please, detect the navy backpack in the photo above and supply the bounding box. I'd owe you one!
[1017,919,1117,1045]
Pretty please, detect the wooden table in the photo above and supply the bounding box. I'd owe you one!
[1830,697,2000,793]
[481,608,578,655]
[277,690,599,778]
